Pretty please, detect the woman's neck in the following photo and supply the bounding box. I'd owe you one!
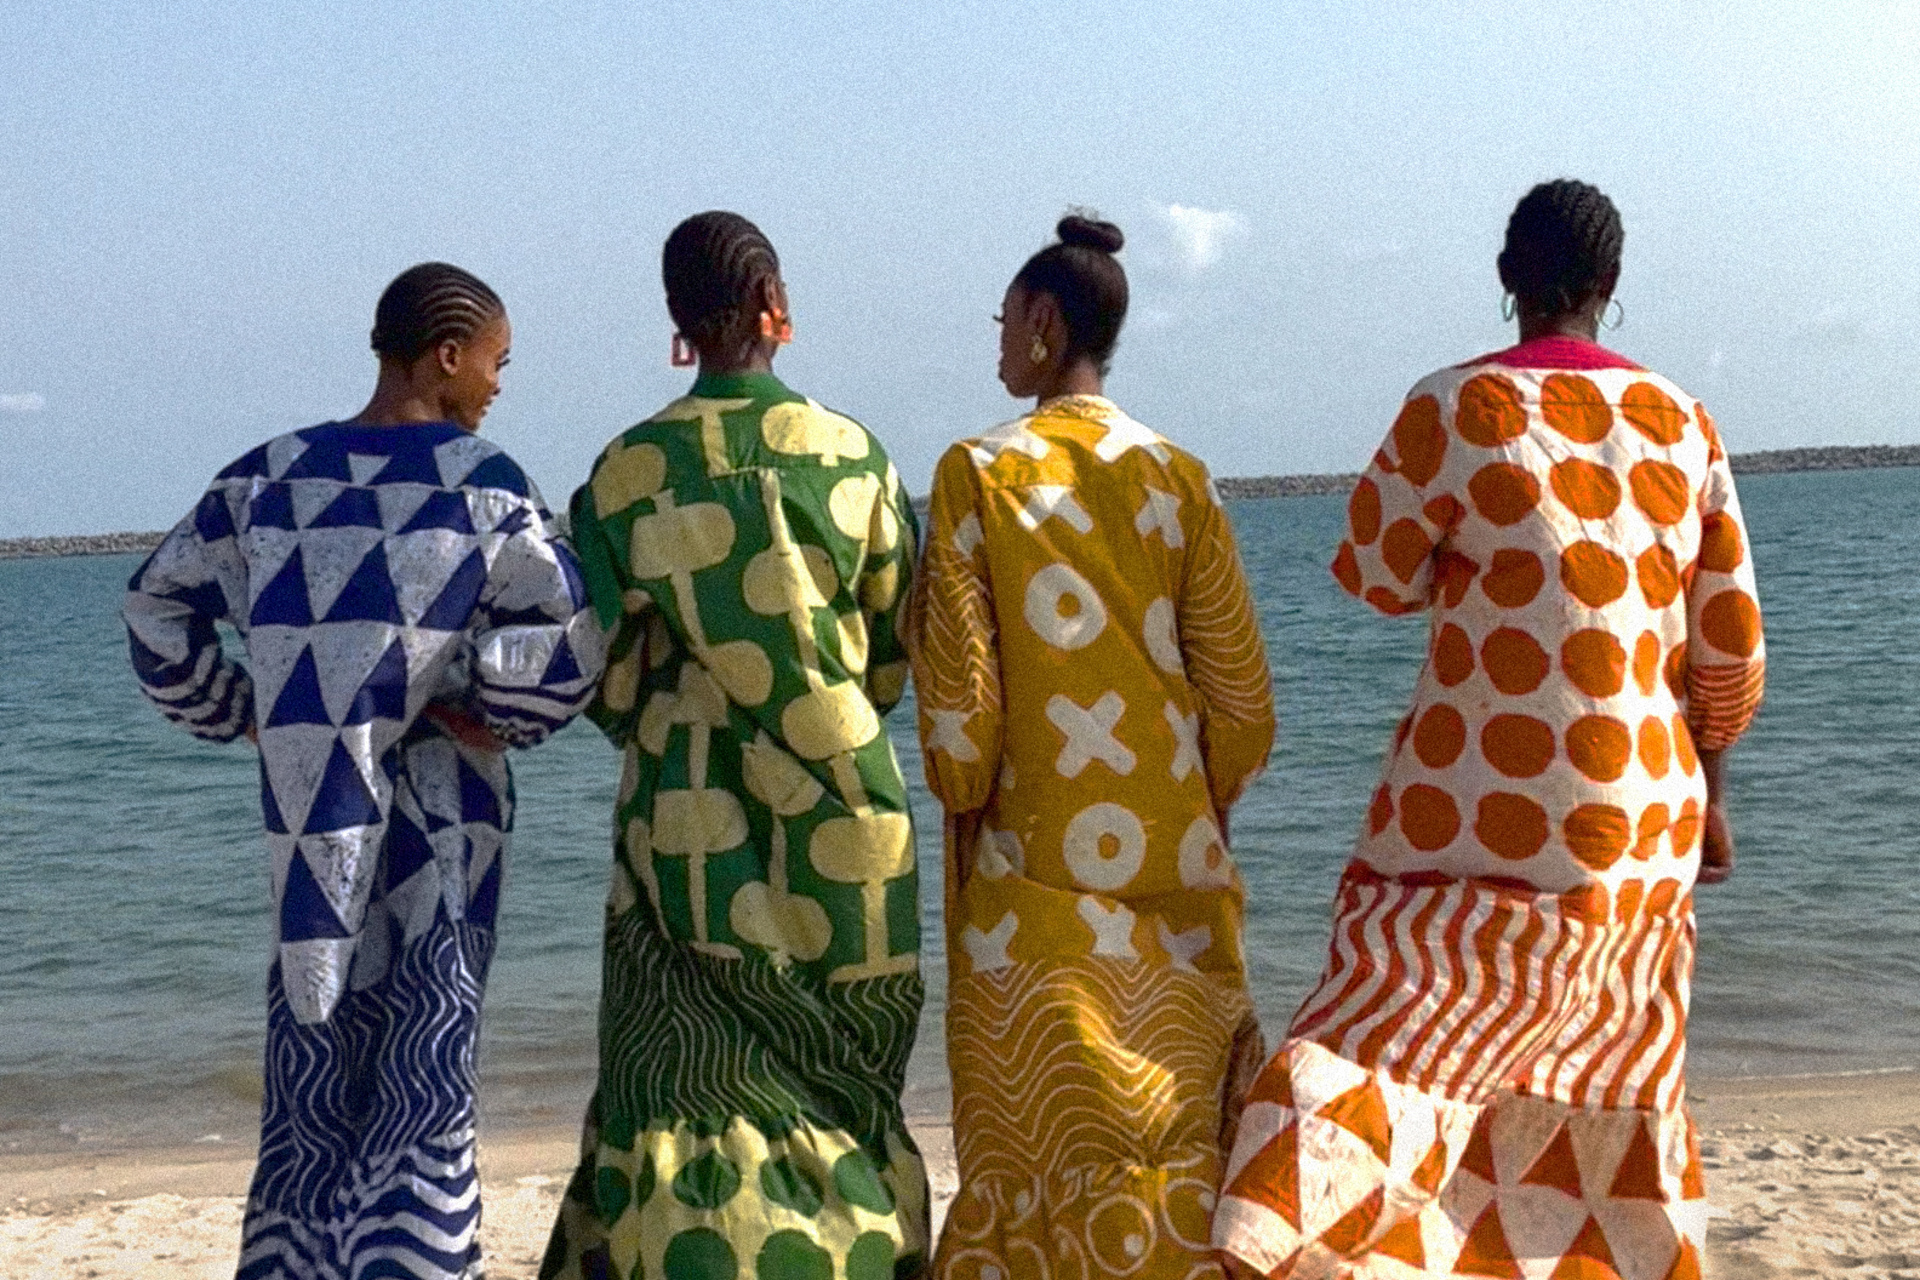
[1034,358,1104,405]
[1516,306,1602,345]
[352,366,449,427]
[696,334,778,381]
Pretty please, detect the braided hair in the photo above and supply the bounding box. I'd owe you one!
[1498,180,1624,317]
[370,262,504,364]
[662,211,781,356]
[1014,213,1129,372]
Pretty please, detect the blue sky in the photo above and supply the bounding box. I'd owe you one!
[3,1,1917,536]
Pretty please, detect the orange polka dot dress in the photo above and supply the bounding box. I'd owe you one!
[909,396,1277,1280]
[1214,337,1764,1277]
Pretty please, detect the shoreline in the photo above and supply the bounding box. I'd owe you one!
[4,1070,1915,1277]
[5,445,1916,559]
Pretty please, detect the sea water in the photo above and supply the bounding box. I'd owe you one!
[2,469,1916,1154]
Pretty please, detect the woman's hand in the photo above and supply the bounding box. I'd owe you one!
[422,704,507,754]
[1699,803,1735,884]
[1697,748,1734,884]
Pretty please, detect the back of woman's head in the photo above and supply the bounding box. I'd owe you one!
[662,211,780,352]
[371,262,503,364]
[1498,180,1624,316]
[1015,214,1129,371]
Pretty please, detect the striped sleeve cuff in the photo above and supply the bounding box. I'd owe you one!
[1686,659,1765,752]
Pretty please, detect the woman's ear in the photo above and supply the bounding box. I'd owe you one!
[1027,291,1062,350]
[432,337,463,378]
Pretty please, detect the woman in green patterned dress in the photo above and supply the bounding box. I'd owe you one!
[540,212,926,1280]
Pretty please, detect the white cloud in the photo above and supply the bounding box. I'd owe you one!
[1160,204,1247,273]
[0,393,45,413]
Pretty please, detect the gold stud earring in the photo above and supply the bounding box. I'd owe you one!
[1030,334,1049,364]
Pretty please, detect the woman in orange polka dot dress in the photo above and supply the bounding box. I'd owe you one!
[1213,181,1765,1278]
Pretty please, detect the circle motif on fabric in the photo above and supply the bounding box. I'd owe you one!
[1063,802,1148,891]
[1086,1193,1157,1275]
[663,1227,738,1279]
[1177,815,1233,889]
[1142,597,1182,673]
[1025,563,1108,650]
[757,1231,833,1280]
[844,1232,900,1280]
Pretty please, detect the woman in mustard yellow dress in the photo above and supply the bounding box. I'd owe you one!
[910,215,1277,1279]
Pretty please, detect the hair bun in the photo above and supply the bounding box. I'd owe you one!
[1057,214,1124,254]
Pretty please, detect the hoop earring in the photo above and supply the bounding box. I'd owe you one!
[671,334,697,367]
[758,310,794,344]
[1030,335,1049,364]
[1501,293,1516,323]
[1601,299,1624,331]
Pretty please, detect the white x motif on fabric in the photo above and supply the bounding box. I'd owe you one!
[1157,918,1213,972]
[968,420,1053,467]
[951,511,984,558]
[1135,487,1184,548]
[1017,485,1093,535]
[963,911,1019,972]
[1165,701,1202,781]
[925,709,981,761]
[1092,413,1172,463]
[1076,896,1139,958]
[1046,692,1136,779]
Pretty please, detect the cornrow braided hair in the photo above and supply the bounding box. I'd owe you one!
[662,211,780,354]
[1499,179,1624,317]
[370,262,504,364]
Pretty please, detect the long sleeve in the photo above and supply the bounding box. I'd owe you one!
[1682,417,1765,750]
[470,497,606,748]
[1177,487,1276,811]
[1331,392,1456,615]
[860,461,920,713]
[909,446,1004,814]
[568,480,649,745]
[124,486,255,742]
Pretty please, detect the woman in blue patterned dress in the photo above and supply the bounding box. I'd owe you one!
[124,262,605,1280]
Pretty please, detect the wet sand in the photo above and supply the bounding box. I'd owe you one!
[2,1075,1914,1278]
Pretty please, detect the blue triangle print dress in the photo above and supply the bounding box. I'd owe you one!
[124,419,606,1280]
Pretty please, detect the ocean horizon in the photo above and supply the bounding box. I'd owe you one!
[3,470,1916,1158]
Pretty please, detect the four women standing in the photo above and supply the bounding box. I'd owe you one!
[128,182,1763,1279]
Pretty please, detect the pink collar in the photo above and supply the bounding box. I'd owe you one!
[1464,335,1641,371]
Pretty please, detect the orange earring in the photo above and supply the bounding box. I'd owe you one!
[759,310,794,344]
[671,334,697,367]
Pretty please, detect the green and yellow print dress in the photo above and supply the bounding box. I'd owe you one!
[541,371,926,1280]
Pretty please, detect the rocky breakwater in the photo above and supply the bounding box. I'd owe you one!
[1729,443,1920,474]
[1216,473,1359,499]
[1214,443,1918,503]
[0,532,166,560]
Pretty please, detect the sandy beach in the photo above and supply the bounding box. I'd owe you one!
[2,1073,1912,1279]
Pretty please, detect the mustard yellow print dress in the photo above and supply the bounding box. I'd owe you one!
[541,372,926,1280]
[1213,338,1765,1279]
[910,395,1276,1280]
